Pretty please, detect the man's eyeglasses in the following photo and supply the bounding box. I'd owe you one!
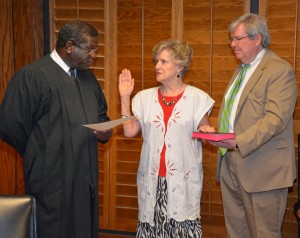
[72,40,99,55]
[228,35,250,43]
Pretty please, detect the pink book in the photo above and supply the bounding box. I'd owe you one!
[192,132,235,141]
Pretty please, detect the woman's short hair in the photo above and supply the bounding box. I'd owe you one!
[152,39,193,77]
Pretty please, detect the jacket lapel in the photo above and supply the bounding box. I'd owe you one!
[235,50,271,117]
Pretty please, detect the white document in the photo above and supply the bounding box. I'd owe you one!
[83,116,136,131]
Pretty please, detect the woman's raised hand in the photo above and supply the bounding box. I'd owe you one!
[119,69,134,97]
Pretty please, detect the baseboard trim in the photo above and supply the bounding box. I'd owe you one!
[99,229,136,236]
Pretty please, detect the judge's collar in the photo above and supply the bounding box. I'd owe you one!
[50,49,70,74]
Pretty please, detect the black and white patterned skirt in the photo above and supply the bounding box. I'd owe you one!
[136,176,202,238]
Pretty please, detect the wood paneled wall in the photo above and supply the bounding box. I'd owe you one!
[0,0,299,236]
[0,0,44,195]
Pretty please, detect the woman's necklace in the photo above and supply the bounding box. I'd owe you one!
[161,83,184,106]
[162,95,177,106]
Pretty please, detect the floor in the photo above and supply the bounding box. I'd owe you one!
[99,225,225,237]
[99,225,296,238]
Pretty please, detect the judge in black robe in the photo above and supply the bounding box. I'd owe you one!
[0,20,112,238]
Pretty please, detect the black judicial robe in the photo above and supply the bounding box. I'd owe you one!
[0,55,110,238]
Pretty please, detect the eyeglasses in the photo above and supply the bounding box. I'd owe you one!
[228,35,250,43]
[72,40,99,55]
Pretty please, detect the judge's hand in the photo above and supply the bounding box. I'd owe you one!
[94,128,113,142]
[119,69,134,97]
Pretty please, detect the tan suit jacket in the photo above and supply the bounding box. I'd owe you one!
[216,49,298,193]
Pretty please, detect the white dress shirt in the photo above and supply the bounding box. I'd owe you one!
[227,49,266,132]
[50,49,76,77]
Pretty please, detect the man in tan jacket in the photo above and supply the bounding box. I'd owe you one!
[206,13,298,238]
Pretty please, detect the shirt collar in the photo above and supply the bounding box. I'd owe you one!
[248,48,266,67]
[50,49,71,74]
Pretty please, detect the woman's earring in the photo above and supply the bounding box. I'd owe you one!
[177,74,180,78]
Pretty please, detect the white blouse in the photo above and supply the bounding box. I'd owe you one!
[132,85,215,225]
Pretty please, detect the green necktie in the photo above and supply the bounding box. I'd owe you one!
[219,64,249,156]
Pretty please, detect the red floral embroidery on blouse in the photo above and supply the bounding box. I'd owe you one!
[153,112,164,133]
[151,164,159,180]
[167,160,177,176]
[168,107,182,128]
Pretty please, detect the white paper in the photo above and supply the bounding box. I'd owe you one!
[83,116,136,131]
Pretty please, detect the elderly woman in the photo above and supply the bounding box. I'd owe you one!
[119,39,215,237]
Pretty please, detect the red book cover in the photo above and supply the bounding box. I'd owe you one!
[192,132,235,141]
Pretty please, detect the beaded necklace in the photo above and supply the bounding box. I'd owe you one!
[161,83,184,106]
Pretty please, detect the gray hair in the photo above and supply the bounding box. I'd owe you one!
[229,13,270,48]
[152,39,193,77]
